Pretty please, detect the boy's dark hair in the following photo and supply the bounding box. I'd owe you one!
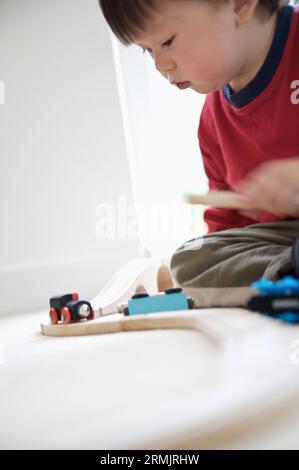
[99,0,288,45]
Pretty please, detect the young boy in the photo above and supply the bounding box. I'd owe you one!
[99,0,299,296]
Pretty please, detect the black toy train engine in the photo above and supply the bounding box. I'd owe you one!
[49,293,94,325]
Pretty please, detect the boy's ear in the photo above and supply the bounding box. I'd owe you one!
[232,0,259,25]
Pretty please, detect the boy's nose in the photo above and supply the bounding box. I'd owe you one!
[154,56,175,75]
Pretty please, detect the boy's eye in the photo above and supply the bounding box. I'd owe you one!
[162,36,175,47]
[142,36,175,55]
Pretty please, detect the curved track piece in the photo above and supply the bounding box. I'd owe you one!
[41,311,224,344]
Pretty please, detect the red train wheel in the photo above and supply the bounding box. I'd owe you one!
[61,307,72,324]
[49,308,59,325]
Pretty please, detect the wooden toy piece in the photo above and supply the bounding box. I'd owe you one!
[157,264,174,293]
[123,288,194,316]
[41,257,176,337]
[49,293,94,325]
[183,191,253,210]
[91,257,174,317]
[41,310,224,344]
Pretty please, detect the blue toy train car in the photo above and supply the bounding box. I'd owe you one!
[123,287,194,316]
[247,276,299,324]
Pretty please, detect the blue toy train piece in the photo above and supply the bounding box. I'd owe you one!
[248,276,299,324]
[123,287,194,316]
[251,276,299,296]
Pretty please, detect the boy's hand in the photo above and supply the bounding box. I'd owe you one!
[236,158,299,218]
[238,208,261,221]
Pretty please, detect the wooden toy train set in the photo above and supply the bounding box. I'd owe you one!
[41,192,299,337]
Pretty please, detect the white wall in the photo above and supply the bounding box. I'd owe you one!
[113,40,207,259]
[0,0,139,314]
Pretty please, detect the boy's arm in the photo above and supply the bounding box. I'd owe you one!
[198,127,255,233]
[202,150,255,232]
[198,101,257,233]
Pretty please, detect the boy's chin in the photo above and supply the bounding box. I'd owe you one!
[191,82,223,94]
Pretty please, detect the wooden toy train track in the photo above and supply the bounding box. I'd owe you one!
[40,257,257,339]
[41,258,185,338]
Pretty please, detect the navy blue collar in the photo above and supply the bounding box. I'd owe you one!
[223,5,294,109]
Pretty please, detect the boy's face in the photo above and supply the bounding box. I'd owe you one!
[133,0,252,94]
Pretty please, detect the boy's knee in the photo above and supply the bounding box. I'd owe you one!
[170,236,206,287]
[170,250,190,287]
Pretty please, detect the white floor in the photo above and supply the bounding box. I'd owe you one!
[1,307,299,449]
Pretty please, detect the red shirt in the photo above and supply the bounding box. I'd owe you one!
[199,4,299,233]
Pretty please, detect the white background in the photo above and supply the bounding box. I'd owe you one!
[0,0,139,314]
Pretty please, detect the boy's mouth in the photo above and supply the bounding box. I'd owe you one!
[172,81,191,90]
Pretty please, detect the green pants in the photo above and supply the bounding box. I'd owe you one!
[170,220,299,308]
